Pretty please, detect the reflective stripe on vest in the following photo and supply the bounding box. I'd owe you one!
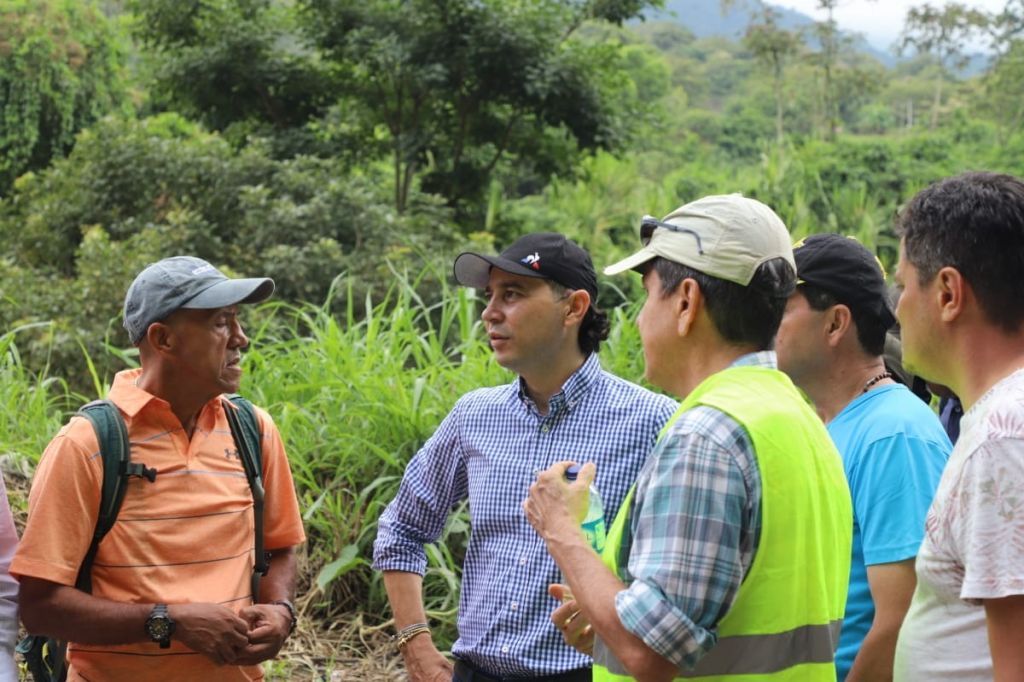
[593,365,852,682]
[594,620,843,677]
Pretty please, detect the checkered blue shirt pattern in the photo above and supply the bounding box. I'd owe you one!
[374,353,677,676]
[613,352,772,670]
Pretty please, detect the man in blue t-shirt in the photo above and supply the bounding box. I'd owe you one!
[775,234,950,682]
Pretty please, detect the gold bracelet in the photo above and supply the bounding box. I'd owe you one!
[393,623,431,651]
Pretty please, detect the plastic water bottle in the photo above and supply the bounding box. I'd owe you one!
[565,464,606,553]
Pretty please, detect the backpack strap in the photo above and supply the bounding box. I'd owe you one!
[17,634,66,682]
[74,399,145,594]
[22,400,153,682]
[222,395,268,599]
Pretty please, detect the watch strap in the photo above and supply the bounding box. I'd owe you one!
[145,603,174,649]
[269,599,297,634]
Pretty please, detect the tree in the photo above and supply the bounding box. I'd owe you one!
[132,0,661,216]
[982,39,1024,139]
[129,0,337,153]
[900,2,989,129]
[833,57,887,129]
[796,0,879,140]
[300,0,661,214]
[810,0,841,140]
[743,7,801,142]
[989,0,1024,53]
[0,0,129,194]
[979,0,1024,139]
[723,0,854,140]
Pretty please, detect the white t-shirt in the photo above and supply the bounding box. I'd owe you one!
[894,367,1024,680]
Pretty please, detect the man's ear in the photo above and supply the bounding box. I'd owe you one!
[676,278,702,337]
[565,289,591,326]
[936,266,965,323]
[144,321,174,354]
[824,304,853,348]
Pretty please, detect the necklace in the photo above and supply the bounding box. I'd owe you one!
[862,371,893,393]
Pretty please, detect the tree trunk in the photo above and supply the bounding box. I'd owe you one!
[394,147,404,214]
[824,61,836,140]
[399,158,416,214]
[823,7,837,141]
[774,57,785,143]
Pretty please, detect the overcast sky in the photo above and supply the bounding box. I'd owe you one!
[773,0,1008,51]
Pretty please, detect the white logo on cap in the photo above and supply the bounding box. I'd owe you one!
[521,252,541,270]
[191,265,217,276]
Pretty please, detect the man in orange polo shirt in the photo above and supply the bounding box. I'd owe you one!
[12,256,306,681]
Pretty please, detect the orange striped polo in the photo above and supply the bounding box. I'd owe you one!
[12,368,306,681]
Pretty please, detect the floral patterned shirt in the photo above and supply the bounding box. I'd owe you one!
[894,367,1024,681]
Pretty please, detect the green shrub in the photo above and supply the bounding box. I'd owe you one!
[0,114,460,391]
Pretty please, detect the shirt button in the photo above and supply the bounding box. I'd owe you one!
[510,601,518,611]
[501,645,510,654]
[541,424,550,433]
[519,557,527,565]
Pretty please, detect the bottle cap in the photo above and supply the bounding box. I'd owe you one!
[564,464,581,481]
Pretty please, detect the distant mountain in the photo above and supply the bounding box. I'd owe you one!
[640,0,899,67]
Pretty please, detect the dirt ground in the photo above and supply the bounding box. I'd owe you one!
[275,616,409,681]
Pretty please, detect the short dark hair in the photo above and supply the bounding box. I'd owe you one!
[799,285,888,356]
[898,171,1024,333]
[651,256,795,350]
[548,281,610,355]
[579,306,611,355]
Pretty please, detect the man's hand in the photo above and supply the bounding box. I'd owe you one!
[400,633,453,682]
[234,603,293,666]
[168,603,249,666]
[549,583,594,655]
[523,461,593,545]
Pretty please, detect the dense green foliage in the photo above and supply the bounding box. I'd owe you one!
[0,0,129,193]
[129,0,661,213]
[0,113,457,387]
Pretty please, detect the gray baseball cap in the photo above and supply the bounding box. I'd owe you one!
[123,256,275,344]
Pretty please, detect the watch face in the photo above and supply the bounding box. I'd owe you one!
[147,617,171,640]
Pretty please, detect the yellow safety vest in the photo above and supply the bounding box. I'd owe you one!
[593,366,851,681]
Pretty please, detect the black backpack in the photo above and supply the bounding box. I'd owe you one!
[17,395,268,682]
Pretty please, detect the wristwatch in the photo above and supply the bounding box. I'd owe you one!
[270,599,298,635]
[145,604,175,648]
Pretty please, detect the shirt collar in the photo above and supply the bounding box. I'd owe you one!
[516,353,601,413]
[107,368,158,418]
[730,350,777,370]
[107,368,223,419]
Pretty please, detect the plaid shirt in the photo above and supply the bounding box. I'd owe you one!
[374,353,677,676]
[614,352,773,670]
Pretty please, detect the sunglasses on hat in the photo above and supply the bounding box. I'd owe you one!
[640,215,705,255]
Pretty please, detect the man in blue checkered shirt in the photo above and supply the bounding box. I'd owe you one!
[373,233,677,682]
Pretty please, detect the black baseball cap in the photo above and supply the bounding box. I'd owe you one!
[453,232,599,300]
[793,234,895,328]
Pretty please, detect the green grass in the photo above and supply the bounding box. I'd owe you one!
[0,324,78,470]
